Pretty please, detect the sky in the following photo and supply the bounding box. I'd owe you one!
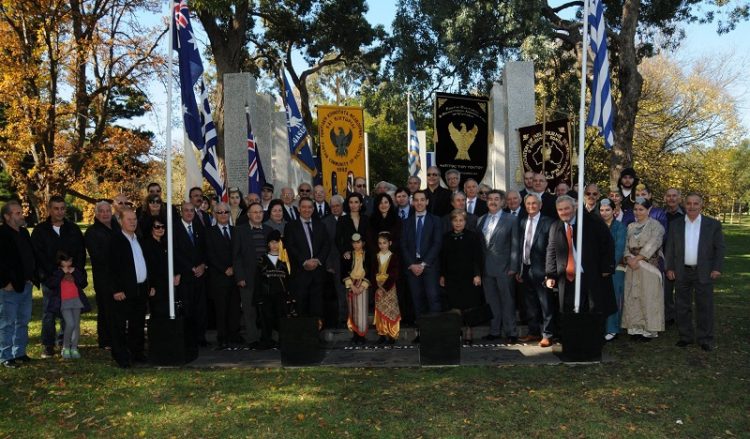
[134,0,750,147]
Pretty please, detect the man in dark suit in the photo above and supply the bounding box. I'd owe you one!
[424,166,451,217]
[402,190,444,322]
[353,177,374,215]
[280,187,299,222]
[284,197,331,323]
[516,194,555,347]
[0,201,36,368]
[531,173,558,219]
[205,202,240,348]
[172,202,208,346]
[441,192,478,234]
[478,190,519,343]
[463,178,488,217]
[394,187,415,220]
[406,176,421,195]
[519,171,535,200]
[545,196,616,318]
[663,187,685,325]
[233,202,272,347]
[321,195,347,326]
[31,195,87,358]
[665,193,725,351]
[109,209,149,367]
[84,201,117,349]
[504,190,526,219]
[312,185,331,219]
[188,187,212,230]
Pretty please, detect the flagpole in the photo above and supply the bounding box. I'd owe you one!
[166,0,176,320]
[407,92,411,176]
[574,0,591,314]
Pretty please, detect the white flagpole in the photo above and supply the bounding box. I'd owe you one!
[574,0,591,314]
[166,0,176,320]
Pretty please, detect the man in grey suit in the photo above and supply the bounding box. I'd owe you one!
[322,195,347,327]
[665,193,725,351]
[477,190,519,343]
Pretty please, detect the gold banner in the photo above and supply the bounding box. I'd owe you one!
[317,106,366,199]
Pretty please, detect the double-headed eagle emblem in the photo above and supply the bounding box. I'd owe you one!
[448,122,477,160]
[330,127,353,157]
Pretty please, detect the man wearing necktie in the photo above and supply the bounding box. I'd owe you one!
[284,198,331,324]
[394,188,413,221]
[400,191,443,327]
[312,185,330,220]
[205,203,241,348]
[463,178,488,217]
[545,196,616,320]
[321,195,348,326]
[478,190,520,343]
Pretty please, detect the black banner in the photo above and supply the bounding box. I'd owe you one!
[518,118,572,192]
[434,92,489,185]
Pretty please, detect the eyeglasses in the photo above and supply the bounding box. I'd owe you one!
[299,189,311,193]
[215,210,229,214]
[585,192,599,196]
[152,224,166,230]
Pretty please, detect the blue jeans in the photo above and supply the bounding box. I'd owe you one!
[0,282,33,361]
[41,285,65,347]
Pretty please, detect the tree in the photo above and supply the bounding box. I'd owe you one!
[193,0,386,155]
[0,0,165,218]
[388,0,749,186]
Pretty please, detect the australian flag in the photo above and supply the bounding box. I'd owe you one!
[245,105,266,195]
[282,71,318,176]
[173,0,226,200]
[586,0,615,149]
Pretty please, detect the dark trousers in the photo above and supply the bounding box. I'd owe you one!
[94,286,113,348]
[558,277,592,314]
[110,283,148,366]
[211,280,240,342]
[675,267,715,345]
[522,265,555,339]
[41,285,65,347]
[293,269,325,319]
[407,265,441,319]
[664,276,677,322]
[177,278,207,344]
[257,297,281,342]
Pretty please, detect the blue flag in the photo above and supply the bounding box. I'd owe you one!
[586,0,615,149]
[246,105,266,195]
[282,71,318,176]
[407,105,421,177]
[173,0,226,199]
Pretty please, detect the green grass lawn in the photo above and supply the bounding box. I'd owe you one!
[1,225,749,438]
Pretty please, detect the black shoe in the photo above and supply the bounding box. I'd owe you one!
[13,355,33,364]
[700,343,713,352]
[505,336,518,345]
[482,334,501,341]
[2,359,18,368]
[247,341,260,350]
[41,345,55,358]
[229,335,246,344]
[350,335,359,344]
[387,337,396,345]
[411,335,420,344]
[198,339,210,347]
[675,340,692,348]
[377,336,387,345]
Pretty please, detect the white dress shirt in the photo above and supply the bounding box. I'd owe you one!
[123,231,147,283]
[684,214,701,266]
[522,213,540,264]
[466,197,478,214]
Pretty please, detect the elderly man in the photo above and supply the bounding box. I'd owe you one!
[424,166,451,217]
[666,193,725,351]
[407,176,421,195]
[173,201,208,346]
[112,193,131,226]
[312,185,330,219]
[322,195,347,326]
[441,192,478,233]
[445,169,461,194]
[280,187,299,221]
[531,173,557,218]
[1,201,36,368]
[582,183,601,217]
[478,184,492,202]
[353,176,374,215]
[504,190,524,219]
[477,190,519,343]
[545,196,616,317]
[205,203,240,348]
[233,202,272,348]
[297,182,313,200]
[31,195,87,358]
[84,201,117,349]
[109,209,149,367]
[555,183,571,198]
[464,178,488,217]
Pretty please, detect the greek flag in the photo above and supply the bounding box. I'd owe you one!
[282,71,318,176]
[246,105,266,195]
[407,103,421,177]
[173,0,226,199]
[586,0,615,149]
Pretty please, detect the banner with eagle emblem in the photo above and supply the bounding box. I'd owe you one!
[434,92,489,185]
[317,106,366,198]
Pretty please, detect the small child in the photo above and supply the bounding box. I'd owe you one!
[371,232,401,344]
[342,233,370,344]
[255,230,294,349]
[46,251,90,359]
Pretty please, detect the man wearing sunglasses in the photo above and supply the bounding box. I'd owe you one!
[424,166,451,217]
[205,203,240,349]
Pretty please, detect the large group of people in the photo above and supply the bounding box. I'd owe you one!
[0,166,726,369]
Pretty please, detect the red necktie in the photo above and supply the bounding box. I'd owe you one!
[565,223,575,282]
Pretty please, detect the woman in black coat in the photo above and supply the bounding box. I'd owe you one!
[140,215,170,319]
[336,193,369,260]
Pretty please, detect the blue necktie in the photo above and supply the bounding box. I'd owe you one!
[187,224,195,245]
[416,215,424,257]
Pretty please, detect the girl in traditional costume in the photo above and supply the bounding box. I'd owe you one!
[371,231,401,344]
[342,233,370,344]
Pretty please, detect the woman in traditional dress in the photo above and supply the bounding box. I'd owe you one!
[600,198,627,341]
[371,231,401,344]
[622,197,665,341]
[635,183,668,231]
[341,233,370,344]
[439,209,484,345]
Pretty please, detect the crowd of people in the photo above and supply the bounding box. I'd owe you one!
[0,166,725,368]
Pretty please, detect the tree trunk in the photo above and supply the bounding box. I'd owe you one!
[610,0,643,187]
